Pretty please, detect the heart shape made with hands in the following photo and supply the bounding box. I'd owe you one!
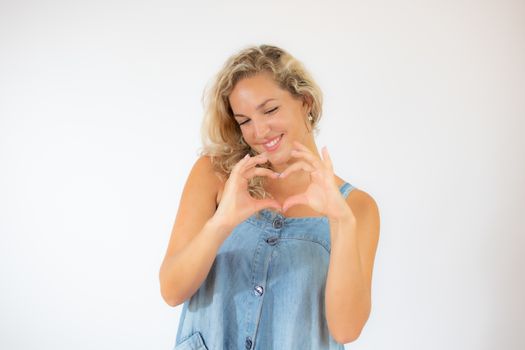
[259,141,349,218]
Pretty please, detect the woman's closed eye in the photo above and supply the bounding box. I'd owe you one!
[238,107,279,126]
[265,107,279,114]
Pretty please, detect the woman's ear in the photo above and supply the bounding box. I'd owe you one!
[302,94,313,114]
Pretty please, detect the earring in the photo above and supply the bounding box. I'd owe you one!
[308,113,313,122]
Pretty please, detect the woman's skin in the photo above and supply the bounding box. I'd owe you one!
[160,71,380,343]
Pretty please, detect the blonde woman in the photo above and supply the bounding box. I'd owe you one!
[159,44,380,350]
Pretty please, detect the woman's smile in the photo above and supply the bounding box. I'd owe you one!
[262,134,284,152]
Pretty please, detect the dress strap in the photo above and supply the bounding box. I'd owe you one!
[339,182,356,199]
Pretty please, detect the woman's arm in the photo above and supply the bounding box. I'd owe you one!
[325,189,380,343]
[159,156,231,307]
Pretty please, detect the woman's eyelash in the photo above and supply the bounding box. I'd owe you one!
[238,107,279,126]
[265,107,278,114]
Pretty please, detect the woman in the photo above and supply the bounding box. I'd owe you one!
[159,44,380,349]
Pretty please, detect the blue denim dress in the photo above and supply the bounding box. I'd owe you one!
[173,182,356,350]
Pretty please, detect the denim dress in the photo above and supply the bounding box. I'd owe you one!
[173,182,356,350]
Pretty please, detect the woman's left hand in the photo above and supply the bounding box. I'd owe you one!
[279,140,356,221]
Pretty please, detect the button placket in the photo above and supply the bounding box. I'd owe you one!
[244,213,281,350]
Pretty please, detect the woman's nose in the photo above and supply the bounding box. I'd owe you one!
[253,119,270,139]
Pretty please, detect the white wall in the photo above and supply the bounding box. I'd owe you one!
[1,1,524,349]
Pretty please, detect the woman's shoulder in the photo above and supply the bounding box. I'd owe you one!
[192,155,226,207]
[339,179,378,220]
[336,176,377,208]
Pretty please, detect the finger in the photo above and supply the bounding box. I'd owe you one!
[293,140,317,153]
[290,148,321,168]
[291,141,320,161]
[234,153,266,177]
[230,155,252,180]
[244,167,280,180]
[254,198,282,212]
[321,146,334,171]
[279,160,315,179]
[240,152,268,170]
[282,193,308,213]
[244,153,269,169]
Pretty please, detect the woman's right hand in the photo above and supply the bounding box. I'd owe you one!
[211,152,282,231]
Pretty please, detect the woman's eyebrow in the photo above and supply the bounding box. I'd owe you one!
[233,98,276,118]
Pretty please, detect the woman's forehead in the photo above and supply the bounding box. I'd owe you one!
[229,74,288,107]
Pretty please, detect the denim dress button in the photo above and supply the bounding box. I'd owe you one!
[245,336,253,349]
[272,217,283,229]
[254,285,264,296]
[266,236,278,246]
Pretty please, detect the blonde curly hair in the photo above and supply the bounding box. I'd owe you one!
[197,44,323,215]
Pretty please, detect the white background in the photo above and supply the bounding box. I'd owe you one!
[1,0,524,349]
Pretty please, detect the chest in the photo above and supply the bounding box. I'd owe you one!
[266,203,324,219]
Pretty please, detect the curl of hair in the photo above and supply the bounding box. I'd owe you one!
[197,44,323,218]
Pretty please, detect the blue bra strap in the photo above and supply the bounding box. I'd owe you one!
[339,182,356,199]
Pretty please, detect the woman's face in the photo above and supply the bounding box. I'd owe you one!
[228,72,314,169]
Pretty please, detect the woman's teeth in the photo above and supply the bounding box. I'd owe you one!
[265,136,280,147]
[263,134,283,151]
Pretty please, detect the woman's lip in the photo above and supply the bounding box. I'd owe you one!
[262,134,283,152]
